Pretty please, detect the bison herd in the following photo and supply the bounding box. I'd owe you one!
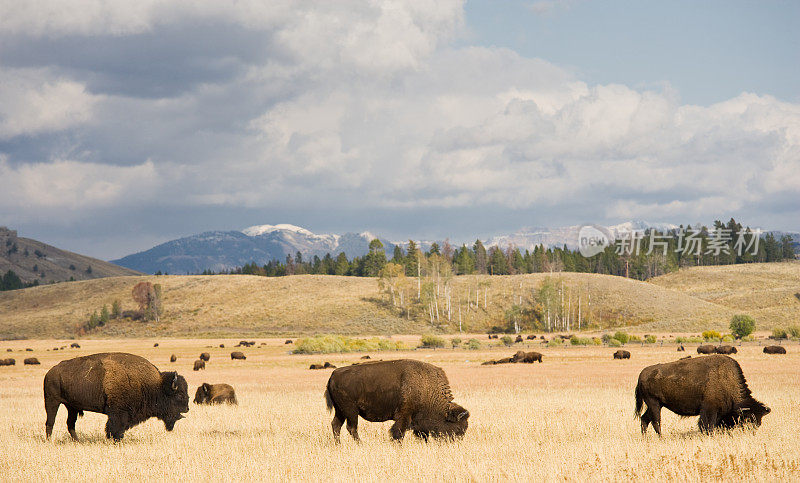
[13,336,788,443]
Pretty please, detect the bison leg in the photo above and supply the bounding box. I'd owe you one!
[66,407,80,441]
[106,413,129,442]
[345,416,360,442]
[644,398,662,435]
[331,410,345,444]
[45,399,60,440]
[640,411,652,434]
[389,415,411,441]
[698,407,718,434]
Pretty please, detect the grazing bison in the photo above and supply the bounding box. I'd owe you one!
[325,359,469,442]
[697,345,716,354]
[361,355,371,360]
[230,351,246,360]
[43,352,189,441]
[0,358,15,366]
[310,364,325,370]
[193,360,205,371]
[199,352,210,362]
[526,335,536,340]
[715,345,737,355]
[193,383,237,405]
[153,343,159,347]
[635,354,769,435]
[24,358,40,365]
[324,362,336,368]
[763,345,786,354]
[219,344,225,348]
[515,335,523,343]
[285,340,293,344]
[170,354,177,362]
[512,351,542,363]
[614,350,631,360]
[70,343,80,349]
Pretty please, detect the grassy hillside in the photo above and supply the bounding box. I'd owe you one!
[0,227,140,285]
[650,261,800,330]
[0,270,736,338]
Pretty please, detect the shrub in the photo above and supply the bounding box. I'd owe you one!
[628,334,642,343]
[702,330,721,341]
[99,305,110,326]
[500,335,514,347]
[789,326,800,339]
[570,336,590,346]
[613,331,629,344]
[644,335,657,344]
[547,337,563,347]
[608,338,622,347]
[590,337,602,345]
[451,338,462,349]
[420,334,446,349]
[111,300,121,319]
[293,335,406,354]
[730,314,756,339]
[742,335,755,342]
[466,339,481,350]
[601,334,612,343]
[771,328,788,340]
[721,335,734,342]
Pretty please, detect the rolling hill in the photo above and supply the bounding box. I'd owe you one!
[0,227,141,285]
[0,270,739,339]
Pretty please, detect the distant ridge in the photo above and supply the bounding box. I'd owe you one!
[0,227,141,285]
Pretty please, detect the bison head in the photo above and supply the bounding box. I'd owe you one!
[160,372,190,431]
[412,403,470,440]
[193,383,212,404]
[719,403,771,429]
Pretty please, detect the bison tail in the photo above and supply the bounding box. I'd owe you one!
[78,410,84,417]
[324,387,334,412]
[634,382,644,419]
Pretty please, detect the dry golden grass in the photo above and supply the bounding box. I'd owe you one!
[1,338,799,481]
[651,261,800,329]
[0,269,742,338]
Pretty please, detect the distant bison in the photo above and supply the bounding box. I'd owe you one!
[515,335,523,343]
[193,383,237,405]
[230,351,246,360]
[193,360,205,371]
[44,352,189,441]
[285,340,293,344]
[24,358,40,365]
[310,364,325,370]
[512,351,542,363]
[324,362,336,368]
[763,345,786,354]
[360,355,371,360]
[199,352,210,362]
[614,350,631,360]
[153,343,159,347]
[70,343,80,349]
[636,354,769,435]
[26,348,33,352]
[170,354,177,362]
[0,358,15,366]
[5,348,10,352]
[526,335,536,340]
[715,345,737,355]
[325,359,469,442]
[219,344,225,348]
[697,345,716,354]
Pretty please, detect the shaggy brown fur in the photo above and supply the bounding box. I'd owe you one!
[715,345,737,355]
[325,359,469,442]
[193,383,237,405]
[0,358,15,366]
[230,351,246,360]
[43,352,189,441]
[613,350,631,360]
[696,345,716,354]
[526,335,536,340]
[193,360,205,371]
[310,364,324,369]
[763,345,787,354]
[24,358,40,365]
[515,335,523,343]
[512,351,543,363]
[199,352,210,362]
[635,355,769,435]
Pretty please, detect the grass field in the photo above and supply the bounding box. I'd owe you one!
[1,338,798,481]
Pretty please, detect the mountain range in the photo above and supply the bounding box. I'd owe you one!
[111,220,755,275]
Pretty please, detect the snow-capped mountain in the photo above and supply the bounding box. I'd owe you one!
[487,221,680,251]
[112,225,395,274]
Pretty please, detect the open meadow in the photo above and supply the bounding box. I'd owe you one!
[1,337,799,481]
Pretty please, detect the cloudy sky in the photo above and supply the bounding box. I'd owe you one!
[1,0,798,259]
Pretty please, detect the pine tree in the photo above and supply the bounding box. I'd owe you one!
[473,240,488,274]
[364,239,387,276]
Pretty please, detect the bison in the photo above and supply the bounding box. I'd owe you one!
[153,343,159,347]
[170,354,177,363]
[25,348,33,352]
[193,360,205,371]
[24,357,40,365]
[526,335,536,340]
[763,345,786,354]
[310,364,325,370]
[0,358,15,366]
[696,344,716,354]
[715,345,737,355]
[613,350,631,360]
[70,343,80,349]
[324,362,336,368]
[495,357,514,364]
[285,340,293,344]
[193,383,237,405]
[515,335,523,343]
[43,352,189,441]
[199,352,210,362]
[635,354,769,435]
[361,355,371,360]
[219,344,225,348]
[512,351,542,363]
[230,351,246,360]
[325,359,469,442]
[481,360,496,365]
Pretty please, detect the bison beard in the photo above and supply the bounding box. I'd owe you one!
[43,353,190,441]
[324,359,469,443]
[635,355,769,435]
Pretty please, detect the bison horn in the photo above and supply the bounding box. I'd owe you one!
[458,410,469,421]
[172,374,179,391]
